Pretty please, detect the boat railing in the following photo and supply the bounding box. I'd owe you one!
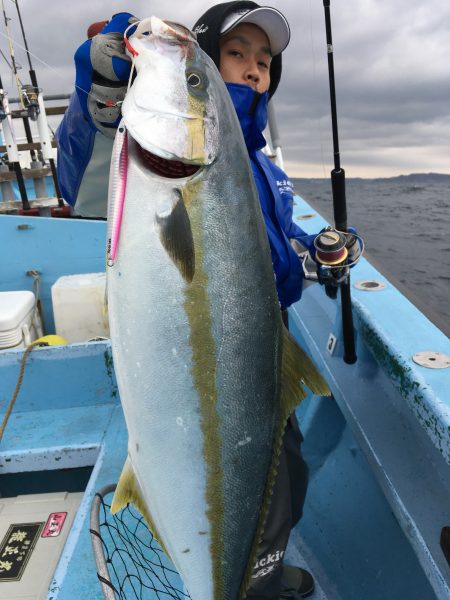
[0,91,70,215]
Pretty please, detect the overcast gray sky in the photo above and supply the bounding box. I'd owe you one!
[1,0,449,177]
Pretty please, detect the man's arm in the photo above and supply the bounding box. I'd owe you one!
[275,176,317,255]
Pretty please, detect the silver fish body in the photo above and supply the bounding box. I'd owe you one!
[108,17,329,600]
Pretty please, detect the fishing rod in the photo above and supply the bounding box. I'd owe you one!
[0,0,34,151]
[9,0,39,169]
[10,0,65,210]
[0,72,31,210]
[322,0,357,364]
[1,9,39,166]
[0,0,38,211]
[1,0,22,102]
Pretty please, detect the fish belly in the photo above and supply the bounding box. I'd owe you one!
[108,163,214,599]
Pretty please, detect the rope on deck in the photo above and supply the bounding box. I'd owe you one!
[0,342,48,443]
[90,484,191,599]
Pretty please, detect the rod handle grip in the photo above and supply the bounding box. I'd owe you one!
[331,168,347,231]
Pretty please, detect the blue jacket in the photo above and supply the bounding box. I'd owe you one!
[227,83,316,308]
[57,30,316,306]
[56,13,134,212]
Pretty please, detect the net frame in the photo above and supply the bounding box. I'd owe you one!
[90,483,190,599]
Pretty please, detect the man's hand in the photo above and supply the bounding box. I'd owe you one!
[344,226,363,267]
[317,226,363,298]
[87,31,132,137]
[75,14,138,137]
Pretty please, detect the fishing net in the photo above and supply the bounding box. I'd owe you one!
[90,484,191,599]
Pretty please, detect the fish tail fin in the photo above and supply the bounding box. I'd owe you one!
[111,456,170,557]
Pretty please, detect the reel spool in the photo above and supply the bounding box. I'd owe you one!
[22,84,40,121]
[314,228,349,299]
[314,229,348,266]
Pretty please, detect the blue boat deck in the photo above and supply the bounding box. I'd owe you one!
[0,341,329,600]
[0,203,449,599]
[0,341,123,597]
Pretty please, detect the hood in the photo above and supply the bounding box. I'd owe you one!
[226,82,268,152]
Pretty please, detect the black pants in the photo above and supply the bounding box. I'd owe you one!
[246,414,308,599]
[246,309,309,599]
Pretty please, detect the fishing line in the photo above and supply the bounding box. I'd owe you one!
[124,21,139,93]
[0,0,23,106]
[307,0,329,180]
[127,60,136,94]
[0,46,20,80]
[0,46,23,115]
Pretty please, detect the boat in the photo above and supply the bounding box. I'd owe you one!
[0,7,449,600]
[1,186,449,599]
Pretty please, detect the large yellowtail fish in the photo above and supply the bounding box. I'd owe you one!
[107,16,330,600]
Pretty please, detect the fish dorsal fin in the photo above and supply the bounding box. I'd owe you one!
[240,324,330,598]
[111,456,169,556]
[156,189,195,283]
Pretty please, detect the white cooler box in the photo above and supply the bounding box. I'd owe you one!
[0,291,42,350]
[51,272,110,343]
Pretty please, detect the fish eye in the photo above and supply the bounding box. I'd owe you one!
[187,72,202,88]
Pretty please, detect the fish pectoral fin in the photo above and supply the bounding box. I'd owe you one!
[156,189,195,283]
[280,325,331,416]
[111,457,169,555]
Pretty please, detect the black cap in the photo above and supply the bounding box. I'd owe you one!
[192,1,285,98]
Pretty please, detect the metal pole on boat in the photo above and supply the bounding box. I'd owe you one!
[1,0,38,212]
[0,73,31,210]
[0,47,36,165]
[268,101,284,170]
[13,0,66,211]
[322,0,357,364]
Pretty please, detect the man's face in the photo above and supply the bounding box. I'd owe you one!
[219,23,272,93]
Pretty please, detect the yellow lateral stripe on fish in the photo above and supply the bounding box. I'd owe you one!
[183,183,225,599]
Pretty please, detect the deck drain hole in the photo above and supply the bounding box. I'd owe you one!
[354,280,386,291]
[296,214,316,221]
[412,351,450,369]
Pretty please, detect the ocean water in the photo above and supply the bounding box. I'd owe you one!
[292,173,450,336]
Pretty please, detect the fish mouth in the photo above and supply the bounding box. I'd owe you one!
[136,142,201,179]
